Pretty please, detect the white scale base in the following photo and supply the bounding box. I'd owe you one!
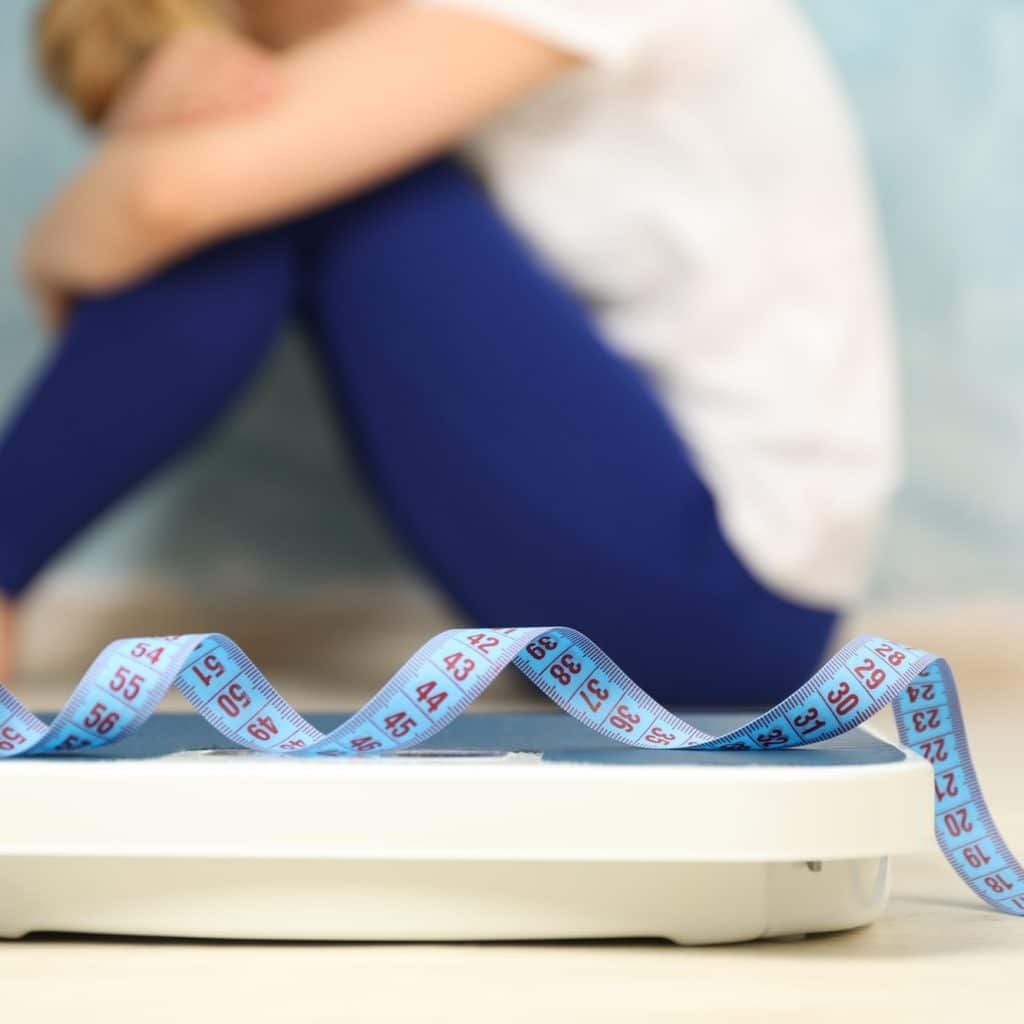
[0,711,934,945]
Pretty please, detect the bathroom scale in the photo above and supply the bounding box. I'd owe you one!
[0,710,933,945]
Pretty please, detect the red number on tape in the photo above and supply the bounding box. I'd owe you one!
[247,715,279,742]
[217,683,251,718]
[55,734,91,751]
[963,844,992,870]
[609,705,641,733]
[109,666,144,701]
[130,643,165,666]
[351,736,381,752]
[415,681,449,714]
[384,712,417,739]
[793,707,827,736]
[874,643,907,667]
[442,653,475,682]
[920,737,949,763]
[579,677,609,713]
[192,655,226,688]
[984,874,1015,894]
[913,708,942,733]
[826,680,859,716]
[644,726,676,745]
[854,658,888,690]
[935,771,959,801]
[944,807,974,837]
[83,702,119,736]
[0,725,27,751]
[550,652,582,686]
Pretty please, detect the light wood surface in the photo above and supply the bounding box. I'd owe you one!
[2,657,1021,1023]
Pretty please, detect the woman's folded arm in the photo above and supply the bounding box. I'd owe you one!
[22,5,577,309]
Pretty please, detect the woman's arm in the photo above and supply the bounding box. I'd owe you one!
[105,29,280,134]
[22,5,577,304]
[22,27,281,326]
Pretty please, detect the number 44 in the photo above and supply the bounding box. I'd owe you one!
[415,681,448,714]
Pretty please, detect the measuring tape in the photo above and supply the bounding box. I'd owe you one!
[0,627,1019,915]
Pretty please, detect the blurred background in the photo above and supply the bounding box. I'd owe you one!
[2,1,1022,688]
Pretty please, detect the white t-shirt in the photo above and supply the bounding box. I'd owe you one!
[419,0,901,607]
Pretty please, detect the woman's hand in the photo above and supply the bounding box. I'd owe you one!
[21,138,188,330]
[22,29,281,331]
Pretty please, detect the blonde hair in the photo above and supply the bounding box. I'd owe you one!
[36,0,233,124]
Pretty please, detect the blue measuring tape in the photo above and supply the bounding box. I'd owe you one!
[0,627,1019,915]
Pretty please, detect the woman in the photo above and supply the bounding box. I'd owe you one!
[0,0,899,704]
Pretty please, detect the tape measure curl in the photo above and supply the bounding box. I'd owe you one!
[0,627,1020,915]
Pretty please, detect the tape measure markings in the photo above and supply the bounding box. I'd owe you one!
[0,626,1020,914]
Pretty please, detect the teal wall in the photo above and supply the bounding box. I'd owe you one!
[802,1,1024,599]
[1,1,1022,600]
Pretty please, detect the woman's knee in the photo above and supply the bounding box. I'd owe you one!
[298,157,506,297]
[305,158,478,239]
[70,224,297,354]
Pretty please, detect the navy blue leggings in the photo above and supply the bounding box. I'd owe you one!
[0,160,835,705]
